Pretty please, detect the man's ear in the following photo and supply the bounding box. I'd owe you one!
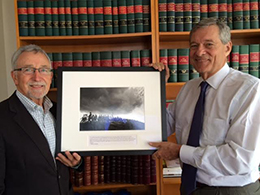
[11,71,18,85]
[225,41,232,57]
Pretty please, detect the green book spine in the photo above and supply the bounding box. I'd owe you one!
[189,64,199,79]
[249,44,259,78]
[243,0,250,29]
[118,0,127,33]
[112,51,122,67]
[121,51,131,67]
[78,0,88,35]
[160,49,168,67]
[94,0,104,35]
[250,0,259,29]
[112,0,119,34]
[101,51,112,67]
[65,0,72,36]
[175,0,184,32]
[71,1,79,35]
[231,45,239,70]
[53,53,63,88]
[73,53,83,67]
[227,54,231,66]
[219,0,227,24]
[192,0,200,26]
[104,0,113,34]
[167,0,175,32]
[35,1,45,36]
[27,1,35,36]
[159,0,167,32]
[45,0,52,36]
[92,52,101,67]
[200,0,208,19]
[62,53,73,67]
[134,0,143,32]
[87,0,95,35]
[142,0,150,32]
[51,1,59,36]
[47,53,54,88]
[183,0,192,31]
[239,45,249,73]
[168,49,177,82]
[227,0,233,29]
[140,49,151,67]
[233,0,243,29]
[131,50,141,67]
[177,48,189,82]
[58,1,66,36]
[83,53,92,67]
[208,0,218,19]
[17,1,28,36]
[127,0,135,33]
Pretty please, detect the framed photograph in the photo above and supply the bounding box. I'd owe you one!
[56,67,167,156]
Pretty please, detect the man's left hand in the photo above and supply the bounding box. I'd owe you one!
[56,151,81,168]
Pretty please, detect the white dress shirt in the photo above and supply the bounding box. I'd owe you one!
[16,91,56,158]
[167,64,260,186]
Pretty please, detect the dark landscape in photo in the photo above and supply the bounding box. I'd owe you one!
[80,87,145,131]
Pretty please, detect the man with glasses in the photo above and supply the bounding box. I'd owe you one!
[0,44,81,195]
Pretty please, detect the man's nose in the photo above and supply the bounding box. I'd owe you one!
[32,69,41,80]
[195,45,206,56]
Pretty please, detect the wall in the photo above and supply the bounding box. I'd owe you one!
[0,0,16,101]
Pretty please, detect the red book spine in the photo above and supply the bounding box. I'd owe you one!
[131,155,139,184]
[110,156,116,183]
[104,156,111,183]
[143,155,151,184]
[150,155,156,183]
[116,156,122,182]
[83,156,91,186]
[98,156,105,184]
[138,155,143,184]
[91,156,99,185]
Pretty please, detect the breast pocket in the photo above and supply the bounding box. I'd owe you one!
[201,116,229,146]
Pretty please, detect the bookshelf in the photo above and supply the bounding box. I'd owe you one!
[14,0,260,194]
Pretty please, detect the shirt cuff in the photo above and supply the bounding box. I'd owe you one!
[180,145,196,165]
[71,158,83,170]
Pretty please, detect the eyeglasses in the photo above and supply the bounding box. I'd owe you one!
[13,67,53,75]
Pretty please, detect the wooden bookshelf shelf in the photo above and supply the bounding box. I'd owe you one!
[166,83,185,100]
[162,177,181,185]
[18,33,153,53]
[74,183,156,194]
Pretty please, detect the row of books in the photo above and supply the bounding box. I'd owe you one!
[47,49,151,87]
[70,155,156,187]
[17,0,150,36]
[228,44,260,78]
[160,44,260,82]
[159,0,259,32]
[160,48,198,82]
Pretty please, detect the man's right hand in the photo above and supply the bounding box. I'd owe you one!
[149,62,170,83]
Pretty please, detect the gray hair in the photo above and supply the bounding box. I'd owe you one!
[189,17,231,44]
[11,44,51,69]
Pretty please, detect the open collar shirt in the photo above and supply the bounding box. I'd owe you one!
[167,64,260,186]
[16,90,56,158]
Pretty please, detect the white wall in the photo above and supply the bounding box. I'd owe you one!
[0,0,16,101]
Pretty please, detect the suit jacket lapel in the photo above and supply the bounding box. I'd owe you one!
[9,92,56,171]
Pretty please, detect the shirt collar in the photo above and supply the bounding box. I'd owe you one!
[201,63,230,89]
[16,90,53,113]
